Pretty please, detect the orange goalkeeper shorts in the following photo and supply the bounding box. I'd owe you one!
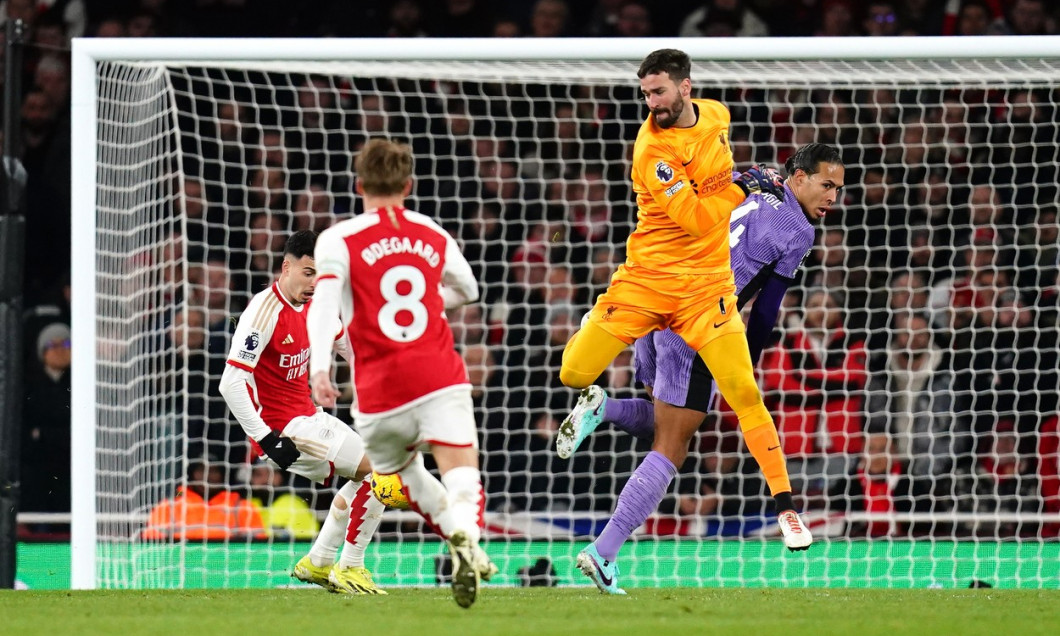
[586,264,744,353]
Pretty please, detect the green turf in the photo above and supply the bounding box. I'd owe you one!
[0,588,1055,636]
[20,540,1060,589]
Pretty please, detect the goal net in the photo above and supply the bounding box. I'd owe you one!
[71,38,1060,590]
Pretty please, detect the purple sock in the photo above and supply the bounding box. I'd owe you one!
[594,451,677,561]
[603,397,655,441]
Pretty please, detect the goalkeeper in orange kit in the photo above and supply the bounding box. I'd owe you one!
[559,48,811,594]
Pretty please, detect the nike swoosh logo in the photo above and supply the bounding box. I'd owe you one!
[713,320,731,328]
[681,159,693,166]
[595,561,614,587]
[767,445,780,451]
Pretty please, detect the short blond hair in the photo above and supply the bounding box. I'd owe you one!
[355,138,413,196]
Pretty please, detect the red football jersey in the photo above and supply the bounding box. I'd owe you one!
[227,283,317,431]
[311,206,478,414]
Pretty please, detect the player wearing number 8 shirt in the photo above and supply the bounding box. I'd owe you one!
[307,138,496,609]
[219,230,388,595]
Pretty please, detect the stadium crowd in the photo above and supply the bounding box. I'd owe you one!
[11,0,1060,541]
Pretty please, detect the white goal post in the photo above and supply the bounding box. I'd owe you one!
[71,36,1060,590]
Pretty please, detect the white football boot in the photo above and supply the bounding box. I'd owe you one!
[778,510,813,551]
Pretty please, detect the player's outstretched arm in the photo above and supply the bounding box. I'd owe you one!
[744,275,792,367]
[307,228,348,386]
[218,364,272,441]
[219,298,279,442]
[218,364,301,469]
[307,275,344,408]
[440,234,479,309]
[639,144,745,237]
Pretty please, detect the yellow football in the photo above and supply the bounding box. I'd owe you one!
[369,471,410,510]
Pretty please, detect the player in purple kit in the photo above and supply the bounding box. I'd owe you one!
[557,143,844,593]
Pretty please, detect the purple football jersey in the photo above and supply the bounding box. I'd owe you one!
[728,186,816,289]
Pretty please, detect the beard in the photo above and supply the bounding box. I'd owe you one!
[652,98,685,129]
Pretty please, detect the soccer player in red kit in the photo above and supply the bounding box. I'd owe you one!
[307,138,495,609]
[219,230,386,595]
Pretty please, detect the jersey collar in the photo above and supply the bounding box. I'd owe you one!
[271,282,305,313]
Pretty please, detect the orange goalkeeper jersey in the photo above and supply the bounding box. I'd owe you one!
[626,98,746,275]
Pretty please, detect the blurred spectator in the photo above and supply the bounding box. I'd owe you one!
[356,93,390,136]
[248,462,320,539]
[972,421,1039,538]
[1015,206,1059,302]
[862,1,899,36]
[865,270,933,350]
[952,0,994,36]
[190,256,235,332]
[888,271,932,315]
[587,245,623,305]
[522,101,584,180]
[180,175,209,246]
[896,0,945,35]
[965,286,1044,442]
[583,0,623,36]
[865,311,972,514]
[760,289,868,495]
[164,304,210,440]
[21,86,71,305]
[430,0,495,37]
[22,274,69,367]
[556,164,612,295]
[674,450,770,534]
[244,213,286,294]
[143,455,266,540]
[973,88,1059,209]
[612,0,652,37]
[457,201,507,306]
[678,0,769,37]
[499,229,552,367]
[385,0,427,37]
[935,93,987,173]
[292,184,337,234]
[126,9,160,37]
[0,0,38,33]
[31,10,67,50]
[929,227,1007,336]
[493,18,521,37]
[92,17,127,37]
[815,0,857,37]
[20,322,71,513]
[468,341,535,512]
[448,302,487,347]
[830,432,913,537]
[989,0,1049,35]
[802,227,870,328]
[528,0,569,37]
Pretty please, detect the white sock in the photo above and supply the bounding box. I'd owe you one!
[338,477,385,569]
[397,454,454,538]
[308,480,357,567]
[441,465,483,544]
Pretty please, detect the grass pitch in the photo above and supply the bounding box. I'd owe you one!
[1,587,1054,636]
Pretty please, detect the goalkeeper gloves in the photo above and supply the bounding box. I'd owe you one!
[734,164,786,199]
[258,431,301,470]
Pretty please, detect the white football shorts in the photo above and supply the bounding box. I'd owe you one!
[274,410,366,483]
[354,386,478,474]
